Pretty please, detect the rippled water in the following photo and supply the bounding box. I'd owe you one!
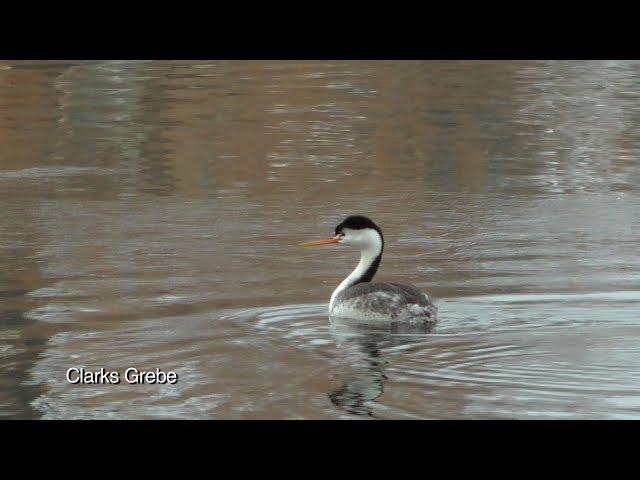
[1,60,639,419]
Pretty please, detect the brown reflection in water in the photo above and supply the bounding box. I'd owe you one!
[0,64,62,417]
[0,203,56,418]
[0,63,62,170]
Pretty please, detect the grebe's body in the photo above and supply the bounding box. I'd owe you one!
[303,216,437,324]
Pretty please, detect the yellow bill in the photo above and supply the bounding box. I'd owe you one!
[300,237,340,247]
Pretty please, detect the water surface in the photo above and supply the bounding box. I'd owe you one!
[1,60,639,419]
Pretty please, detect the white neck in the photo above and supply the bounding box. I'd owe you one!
[329,231,383,312]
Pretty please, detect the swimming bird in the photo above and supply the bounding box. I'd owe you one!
[302,215,437,323]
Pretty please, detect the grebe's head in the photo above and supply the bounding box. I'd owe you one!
[301,215,384,252]
[334,215,383,249]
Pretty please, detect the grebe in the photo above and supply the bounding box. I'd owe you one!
[302,215,437,324]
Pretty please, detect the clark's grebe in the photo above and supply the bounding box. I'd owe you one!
[302,215,437,324]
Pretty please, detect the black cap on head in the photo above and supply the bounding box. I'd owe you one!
[334,215,383,238]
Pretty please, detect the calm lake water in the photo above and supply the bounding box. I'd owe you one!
[1,60,639,419]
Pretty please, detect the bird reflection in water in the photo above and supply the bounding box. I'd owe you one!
[328,317,435,418]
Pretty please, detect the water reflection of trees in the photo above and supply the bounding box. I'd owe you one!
[4,60,639,199]
[0,62,67,418]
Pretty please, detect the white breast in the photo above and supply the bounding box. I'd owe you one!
[329,229,383,311]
